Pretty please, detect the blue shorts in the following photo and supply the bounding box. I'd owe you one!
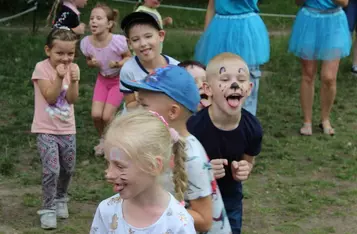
[344,0,357,32]
[243,66,261,116]
[223,197,243,234]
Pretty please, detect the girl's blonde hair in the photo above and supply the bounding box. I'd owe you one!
[94,3,120,32]
[104,109,188,201]
[46,0,62,27]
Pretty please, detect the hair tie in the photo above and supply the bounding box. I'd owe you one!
[58,26,71,31]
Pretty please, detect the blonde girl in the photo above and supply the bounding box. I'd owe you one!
[90,109,195,233]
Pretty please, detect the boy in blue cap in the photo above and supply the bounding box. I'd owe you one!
[121,65,232,234]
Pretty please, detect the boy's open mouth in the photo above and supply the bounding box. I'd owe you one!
[200,93,208,100]
[226,93,243,108]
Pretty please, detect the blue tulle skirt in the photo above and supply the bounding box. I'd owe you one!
[289,7,351,60]
[194,12,270,66]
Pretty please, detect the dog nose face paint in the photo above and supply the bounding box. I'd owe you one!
[230,82,239,90]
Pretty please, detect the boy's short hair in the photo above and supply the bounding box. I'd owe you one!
[206,52,249,81]
[178,60,206,70]
[121,12,162,36]
[121,65,200,113]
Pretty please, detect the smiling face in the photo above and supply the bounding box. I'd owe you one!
[206,59,252,116]
[89,7,113,35]
[104,146,156,199]
[45,39,76,68]
[128,24,164,63]
[185,65,211,110]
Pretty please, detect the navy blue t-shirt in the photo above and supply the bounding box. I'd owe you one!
[187,107,263,200]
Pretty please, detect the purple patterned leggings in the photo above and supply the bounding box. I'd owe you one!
[37,134,76,210]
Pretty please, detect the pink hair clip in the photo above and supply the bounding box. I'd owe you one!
[149,110,179,143]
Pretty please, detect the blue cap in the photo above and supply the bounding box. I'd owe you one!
[121,65,200,112]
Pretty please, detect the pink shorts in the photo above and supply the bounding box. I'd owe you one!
[93,73,124,107]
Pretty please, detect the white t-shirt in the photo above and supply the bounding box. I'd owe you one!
[164,135,232,234]
[119,55,179,93]
[90,193,196,234]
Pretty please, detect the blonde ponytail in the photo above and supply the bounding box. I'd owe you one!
[46,0,61,27]
[172,137,188,202]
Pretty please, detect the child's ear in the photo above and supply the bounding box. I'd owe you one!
[44,45,51,57]
[152,156,164,175]
[168,104,181,121]
[247,81,254,96]
[108,20,114,30]
[126,38,132,49]
[158,30,166,42]
[203,82,213,97]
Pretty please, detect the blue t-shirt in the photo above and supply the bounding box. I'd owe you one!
[304,0,338,10]
[215,0,259,15]
[187,107,263,201]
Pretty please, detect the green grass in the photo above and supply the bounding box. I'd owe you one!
[1,2,357,232]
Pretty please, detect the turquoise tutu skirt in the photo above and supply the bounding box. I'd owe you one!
[289,7,351,60]
[194,12,270,66]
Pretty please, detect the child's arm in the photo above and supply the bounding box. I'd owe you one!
[334,0,349,7]
[66,64,80,104]
[109,50,132,68]
[37,64,67,104]
[86,57,101,68]
[187,197,213,232]
[71,22,86,35]
[163,17,173,26]
[204,0,215,30]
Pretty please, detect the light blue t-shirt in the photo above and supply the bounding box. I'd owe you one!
[215,0,259,15]
[304,0,338,10]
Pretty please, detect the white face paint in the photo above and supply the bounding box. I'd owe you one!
[110,147,122,161]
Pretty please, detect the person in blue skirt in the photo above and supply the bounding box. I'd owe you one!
[194,0,270,116]
[289,0,351,136]
[344,0,357,75]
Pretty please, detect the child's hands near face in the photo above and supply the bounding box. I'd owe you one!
[109,61,123,69]
[56,64,69,79]
[70,64,80,82]
[163,17,173,26]
[90,57,101,68]
[231,160,252,181]
[210,159,228,179]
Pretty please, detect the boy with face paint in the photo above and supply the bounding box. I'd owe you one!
[187,53,263,234]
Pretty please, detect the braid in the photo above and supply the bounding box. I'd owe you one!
[46,0,61,27]
[172,137,188,202]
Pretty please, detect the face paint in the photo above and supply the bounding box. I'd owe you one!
[110,148,122,161]
[230,82,239,90]
[219,66,226,74]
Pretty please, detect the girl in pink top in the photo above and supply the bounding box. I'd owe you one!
[80,3,131,156]
[31,27,79,230]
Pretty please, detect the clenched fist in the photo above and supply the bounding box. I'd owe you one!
[210,159,228,179]
[56,64,69,79]
[231,160,252,181]
[70,63,80,82]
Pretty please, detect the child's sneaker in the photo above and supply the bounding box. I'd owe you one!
[56,199,69,219]
[351,65,357,76]
[37,209,57,229]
